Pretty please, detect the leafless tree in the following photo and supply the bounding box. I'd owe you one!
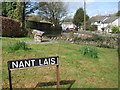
[38,1,67,26]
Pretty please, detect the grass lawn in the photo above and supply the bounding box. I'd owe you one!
[1,37,118,88]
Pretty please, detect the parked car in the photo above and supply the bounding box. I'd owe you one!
[66,28,75,31]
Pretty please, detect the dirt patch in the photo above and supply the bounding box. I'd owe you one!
[24,40,58,44]
[80,60,93,64]
[43,76,55,81]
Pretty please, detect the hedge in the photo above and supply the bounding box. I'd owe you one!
[26,20,62,36]
[1,16,25,37]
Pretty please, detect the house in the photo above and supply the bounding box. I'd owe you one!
[61,22,76,30]
[91,15,120,33]
[103,16,120,32]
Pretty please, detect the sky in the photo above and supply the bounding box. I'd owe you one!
[65,1,119,18]
[24,0,120,18]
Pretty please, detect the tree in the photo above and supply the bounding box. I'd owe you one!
[25,2,38,16]
[1,2,7,17]
[116,11,120,16]
[2,2,21,20]
[73,8,89,28]
[38,1,67,26]
[2,2,37,19]
[2,2,38,35]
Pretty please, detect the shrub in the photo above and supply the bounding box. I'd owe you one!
[27,28,34,37]
[86,25,97,31]
[73,37,83,42]
[73,35,104,42]
[91,34,104,42]
[1,16,26,37]
[26,20,39,29]
[26,20,53,35]
[52,25,62,35]
[26,20,62,36]
[112,26,120,33]
[8,41,30,52]
[81,46,98,58]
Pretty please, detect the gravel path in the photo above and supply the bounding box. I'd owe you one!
[24,40,58,44]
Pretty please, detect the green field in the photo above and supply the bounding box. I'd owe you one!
[1,37,118,88]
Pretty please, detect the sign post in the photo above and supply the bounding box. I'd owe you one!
[56,65,60,89]
[7,56,59,89]
[8,69,12,90]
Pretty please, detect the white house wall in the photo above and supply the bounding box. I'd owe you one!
[112,19,118,26]
[98,25,102,31]
[104,23,109,28]
[98,23,108,32]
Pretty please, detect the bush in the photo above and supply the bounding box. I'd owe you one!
[81,46,98,58]
[112,26,120,33]
[26,20,39,29]
[8,41,30,52]
[73,35,104,42]
[1,16,26,37]
[26,20,53,35]
[91,34,104,42]
[73,37,83,42]
[51,25,62,35]
[86,25,97,31]
[26,20,62,36]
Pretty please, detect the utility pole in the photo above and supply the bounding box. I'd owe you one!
[84,0,86,31]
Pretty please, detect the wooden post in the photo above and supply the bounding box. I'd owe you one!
[8,70,12,90]
[84,0,86,31]
[56,65,60,89]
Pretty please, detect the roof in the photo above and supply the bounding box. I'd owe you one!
[90,16,107,22]
[27,20,53,25]
[103,16,119,23]
[90,15,119,24]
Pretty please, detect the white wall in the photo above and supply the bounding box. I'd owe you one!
[112,19,118,26]
[98,23,108,32]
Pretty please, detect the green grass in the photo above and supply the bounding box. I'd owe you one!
[1,37,118,88]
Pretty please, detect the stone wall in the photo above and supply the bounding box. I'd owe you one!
[46,32,119,49]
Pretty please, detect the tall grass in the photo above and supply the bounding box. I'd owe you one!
[8,41,30,52]
[81,46,98,58]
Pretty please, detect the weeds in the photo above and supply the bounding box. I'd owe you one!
[73,35,105,42]
[81,46,98,58]
[8,41,30,52]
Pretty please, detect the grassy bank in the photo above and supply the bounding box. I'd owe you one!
[2,37,118,88]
